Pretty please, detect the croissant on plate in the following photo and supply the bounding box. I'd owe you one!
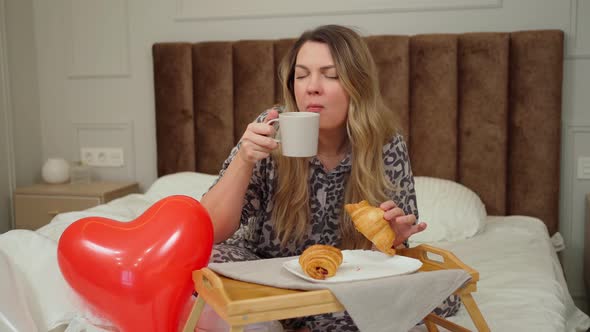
[298,244,343,280]
[344,200,397,256]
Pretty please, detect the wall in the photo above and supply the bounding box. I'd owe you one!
[6,0,589,307]
[5,0,42,189]
[1,0,42,233]
[561,0,590,311]
[0,0,14,233]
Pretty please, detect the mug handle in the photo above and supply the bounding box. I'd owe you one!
[267,119,280,143]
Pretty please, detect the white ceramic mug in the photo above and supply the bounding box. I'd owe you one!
[268,112,320,157]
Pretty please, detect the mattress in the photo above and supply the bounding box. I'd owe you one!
[410,216,590,332]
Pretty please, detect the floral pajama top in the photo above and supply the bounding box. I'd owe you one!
[206,110,460,331]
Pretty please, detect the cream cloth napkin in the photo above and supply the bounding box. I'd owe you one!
[208,256,471,332]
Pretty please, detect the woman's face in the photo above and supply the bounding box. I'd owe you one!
[293,41,350,131]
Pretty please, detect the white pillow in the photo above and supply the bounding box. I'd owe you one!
[144,172,218,202]
[410,176,487,243]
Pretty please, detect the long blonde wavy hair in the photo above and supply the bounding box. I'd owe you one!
[271,25,398,249]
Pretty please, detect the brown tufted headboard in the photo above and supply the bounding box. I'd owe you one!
[152,30,564,235]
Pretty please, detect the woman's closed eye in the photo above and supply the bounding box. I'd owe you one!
[322,68,339,79]
[295,73,338,80]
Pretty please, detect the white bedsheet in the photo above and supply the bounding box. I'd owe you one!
[0,180,588,331]
[410,216,590,332]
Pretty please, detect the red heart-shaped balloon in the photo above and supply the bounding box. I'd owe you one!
[57,195,213,332]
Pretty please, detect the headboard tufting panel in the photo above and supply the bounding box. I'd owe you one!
[152,30,563,234]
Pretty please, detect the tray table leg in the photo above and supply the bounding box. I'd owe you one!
[424,313,471,332]
[460,293,490,332]
[424,317,440,332]
[181,296,206,332]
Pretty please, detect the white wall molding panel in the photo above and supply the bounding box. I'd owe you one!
[175,0,502,21]
[65,0,130,78]
[568,0,590,59]
[561,125,590,303]
[73,122,136,181]
[0,0,16,230]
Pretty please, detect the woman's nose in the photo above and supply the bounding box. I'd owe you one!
[306,75,322,95]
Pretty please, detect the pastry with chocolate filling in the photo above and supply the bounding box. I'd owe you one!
[298,244,343,280]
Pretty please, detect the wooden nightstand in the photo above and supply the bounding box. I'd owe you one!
[13,181,140,230]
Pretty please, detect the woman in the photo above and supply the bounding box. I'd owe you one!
[201,24,455,331]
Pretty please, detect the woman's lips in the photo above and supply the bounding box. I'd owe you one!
[306,104,324,112]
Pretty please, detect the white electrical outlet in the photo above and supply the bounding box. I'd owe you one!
[80,147,125,167]
[578,157,590,180]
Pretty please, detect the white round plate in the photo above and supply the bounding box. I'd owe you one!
[283,250,423,283]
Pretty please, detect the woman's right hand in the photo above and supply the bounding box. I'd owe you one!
[237,109,280,165]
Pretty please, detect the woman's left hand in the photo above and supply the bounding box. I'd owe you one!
[380,200,427,247]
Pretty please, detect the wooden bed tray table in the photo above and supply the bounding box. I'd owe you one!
[181,244,490,332]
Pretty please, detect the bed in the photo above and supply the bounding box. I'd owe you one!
[0,29,589,332]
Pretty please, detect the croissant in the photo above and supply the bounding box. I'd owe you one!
[344,200,397,256]
[298,244,343,280]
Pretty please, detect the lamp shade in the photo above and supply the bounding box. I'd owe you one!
[42,158,70,184]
